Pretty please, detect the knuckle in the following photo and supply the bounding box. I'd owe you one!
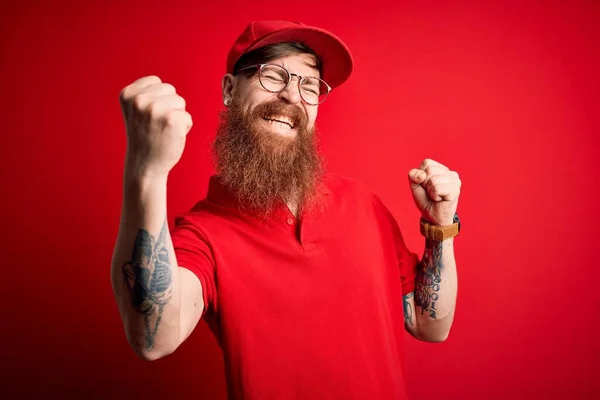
[425,166,436,175]
[119,87,130,102]
[148,102,163,119]
[132,94,147,111]
[158,83,176,94]
[164,111,181,126]
[137,75,162,88]
[170,95,186,109]
[184,111,193,125]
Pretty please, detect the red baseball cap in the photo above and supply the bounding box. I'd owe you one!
[227,20,354,90]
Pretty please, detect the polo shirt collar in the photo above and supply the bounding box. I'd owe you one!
[206,175,330,220]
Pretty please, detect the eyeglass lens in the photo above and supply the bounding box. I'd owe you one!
[259,64,329,105]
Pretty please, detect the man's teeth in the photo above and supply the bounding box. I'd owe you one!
[264,116,294,129]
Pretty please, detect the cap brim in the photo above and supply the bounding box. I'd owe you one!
[240,26,353,90]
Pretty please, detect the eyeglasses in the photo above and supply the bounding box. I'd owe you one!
[235,63,331,106]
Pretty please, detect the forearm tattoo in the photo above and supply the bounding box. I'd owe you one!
[403,292,414,326]
[122,220,172,350]
[415,239,443,319]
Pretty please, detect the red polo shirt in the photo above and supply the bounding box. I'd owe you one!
[171,173,419,400]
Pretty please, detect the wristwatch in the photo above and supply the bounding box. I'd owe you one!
[420,213,461,241]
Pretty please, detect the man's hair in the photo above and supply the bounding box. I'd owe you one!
[233,41,322,77]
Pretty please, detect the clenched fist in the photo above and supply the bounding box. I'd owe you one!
[120,76,193,178]
[408,158,461,226]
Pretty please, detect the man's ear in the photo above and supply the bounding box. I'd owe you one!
[222,73,235,106]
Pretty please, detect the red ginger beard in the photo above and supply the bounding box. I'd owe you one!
[211,99,325,218]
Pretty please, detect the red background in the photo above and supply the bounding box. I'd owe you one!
[1,0,598,399]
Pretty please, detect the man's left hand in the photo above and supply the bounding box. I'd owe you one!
[408,159,462,226]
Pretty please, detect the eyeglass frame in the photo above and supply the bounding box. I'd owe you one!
[234,63,332,106]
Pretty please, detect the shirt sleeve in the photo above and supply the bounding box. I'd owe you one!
[371,193,420,296]
[390,214,419,296]
[171,214,217,315]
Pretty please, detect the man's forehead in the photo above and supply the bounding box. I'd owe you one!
[272,53,320,77]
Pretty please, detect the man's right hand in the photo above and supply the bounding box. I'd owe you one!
[119,76,193,178]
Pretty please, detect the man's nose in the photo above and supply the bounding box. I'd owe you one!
[278,75,302,104]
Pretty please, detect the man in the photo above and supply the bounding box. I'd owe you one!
[111,20,461,399]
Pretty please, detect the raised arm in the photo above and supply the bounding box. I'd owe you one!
[110,76,203,360]
[403,237,457,342]
[403,158,461,342]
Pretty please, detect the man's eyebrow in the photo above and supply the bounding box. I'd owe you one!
[298,59,320,78]
[302,58,320,72]
[303,58,319,69]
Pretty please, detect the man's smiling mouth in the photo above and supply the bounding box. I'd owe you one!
[262,115,295,129]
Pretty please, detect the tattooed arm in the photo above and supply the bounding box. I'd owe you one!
[110,173,204,360]
[403,237,457,342]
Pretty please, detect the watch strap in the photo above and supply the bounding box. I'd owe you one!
[420,215,460,241]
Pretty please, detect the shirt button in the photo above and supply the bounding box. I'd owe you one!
[287,218,294,225]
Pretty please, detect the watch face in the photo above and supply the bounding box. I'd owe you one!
[453,213,461,231]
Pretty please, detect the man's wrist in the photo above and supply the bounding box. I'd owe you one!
[421,217,454,227]
[420,214,460,241]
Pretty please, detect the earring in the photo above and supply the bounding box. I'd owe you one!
[224,98,232,106]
